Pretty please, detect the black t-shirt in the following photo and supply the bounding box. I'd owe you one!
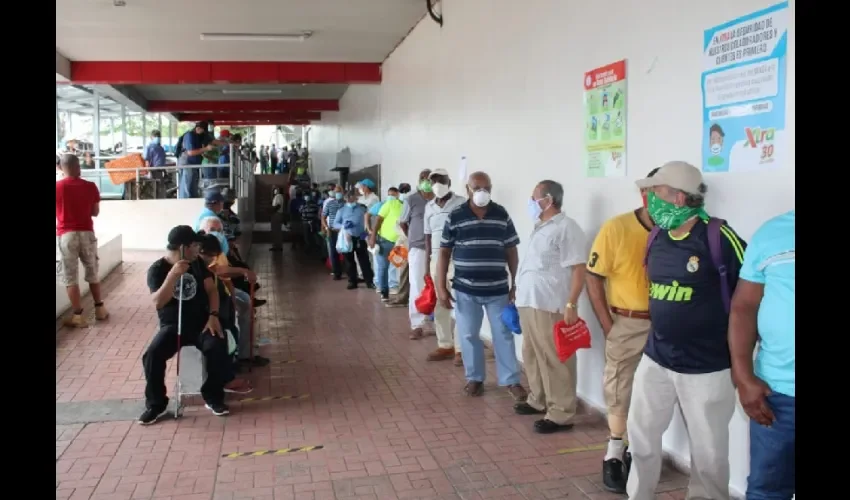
[644,220,747,374]
[147,257,213,328]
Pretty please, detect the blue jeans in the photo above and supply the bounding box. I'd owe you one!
[217,166,230,180]
[201,165,218,180]
[746,392,795,499]
[454,291,520,386]
[178,167,199,199]
[374,237,395,293]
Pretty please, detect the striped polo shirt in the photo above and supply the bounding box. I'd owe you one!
[440,201,520,297]
[322,199,344,227]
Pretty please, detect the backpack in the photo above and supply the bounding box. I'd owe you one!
[644,217,732,314]
[175,131,188,158]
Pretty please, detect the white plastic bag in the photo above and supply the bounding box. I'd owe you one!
[336,229,353,253]
[226,329,237,356]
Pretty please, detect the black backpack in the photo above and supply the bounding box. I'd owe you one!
[174,132,186,158]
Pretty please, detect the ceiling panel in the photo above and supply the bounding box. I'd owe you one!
[130,84,349,101]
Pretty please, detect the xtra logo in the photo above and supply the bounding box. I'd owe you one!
[744,127,775,148]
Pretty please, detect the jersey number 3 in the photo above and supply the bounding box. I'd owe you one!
[588,252,599,268]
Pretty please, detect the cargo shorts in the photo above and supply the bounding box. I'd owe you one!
[602,315,651,417]
[57,231,99,287]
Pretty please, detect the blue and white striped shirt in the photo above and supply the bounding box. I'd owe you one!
[440,201,520,297]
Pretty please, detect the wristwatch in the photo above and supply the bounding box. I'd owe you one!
[565,302,577,310]
[209,311,219,317]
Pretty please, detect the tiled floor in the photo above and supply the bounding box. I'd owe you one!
[56,245,689,500]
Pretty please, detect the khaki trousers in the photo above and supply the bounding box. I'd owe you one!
[518,307,577,425]
[429,259,460,351]
[602,315,651,419]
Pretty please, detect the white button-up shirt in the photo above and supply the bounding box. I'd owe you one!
[424,192,467,259]
[515,212,588,314]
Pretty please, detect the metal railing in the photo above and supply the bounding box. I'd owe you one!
[72,150,254,200]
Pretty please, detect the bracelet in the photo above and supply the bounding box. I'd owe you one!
[209,311,219,317]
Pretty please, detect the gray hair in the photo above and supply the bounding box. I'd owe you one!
[200,216,223,232]
[538,180,564,209]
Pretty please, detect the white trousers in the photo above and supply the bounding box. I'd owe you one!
[626,355,735,500]
[430,259,460,351]
[407,247,428,329]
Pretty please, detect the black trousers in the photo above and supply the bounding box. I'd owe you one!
[327,231,342,278]
[345,239,374,285]
[142,323,229,410]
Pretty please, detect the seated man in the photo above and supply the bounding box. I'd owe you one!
[139,225,232,425]
[194,192,225,232]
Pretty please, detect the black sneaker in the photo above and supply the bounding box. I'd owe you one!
[347,282,358,290]
[252,298,267,308]
[365,282,376,289]
[602,458,627,494]
[513,402,545,415]
[138,407,168,426]
[205,403,230,416]
[624,446,632,477]
[381,292,390,302]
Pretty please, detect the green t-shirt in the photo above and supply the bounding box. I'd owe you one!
[377,198,404,242]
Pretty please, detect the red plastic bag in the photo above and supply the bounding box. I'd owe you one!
[553,319,592,362]
[415,276,437,315]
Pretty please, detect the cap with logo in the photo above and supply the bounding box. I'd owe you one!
[167,225,203,247]
[634,161,703,194]
[429,168,450,178]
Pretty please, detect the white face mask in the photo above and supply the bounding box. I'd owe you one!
[471,189,491,207]
[358,188,365,195]
[432,183,450,198]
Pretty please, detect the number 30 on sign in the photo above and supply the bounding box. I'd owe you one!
[745,126,775,165]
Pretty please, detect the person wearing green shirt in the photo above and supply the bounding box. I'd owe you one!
[369,187,403,301]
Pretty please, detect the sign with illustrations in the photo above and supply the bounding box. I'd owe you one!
[701,2,789,173]
[584,59,628,178]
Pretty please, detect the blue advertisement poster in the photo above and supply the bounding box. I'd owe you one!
[701,2,788,173]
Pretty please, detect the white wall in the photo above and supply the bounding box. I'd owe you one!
[309,0,795,495]
[56,234,123,318]
[94,199,205,250]
[310,85,384,184]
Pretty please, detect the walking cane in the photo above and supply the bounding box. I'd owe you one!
[248,282,256,373]
[173,246,185,418]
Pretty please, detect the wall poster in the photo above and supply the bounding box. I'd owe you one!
[584,59,627,178]
[701,1,789,173]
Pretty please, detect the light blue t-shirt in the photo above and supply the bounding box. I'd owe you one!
[194,207,220,232]
[739,210,795,397]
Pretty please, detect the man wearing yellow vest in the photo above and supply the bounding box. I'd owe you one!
[585,167,658,494]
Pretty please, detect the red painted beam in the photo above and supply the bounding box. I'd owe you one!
[148,100,338,113]
[179,112,320,122]
[213,120,311,126]
[70,61,381,84]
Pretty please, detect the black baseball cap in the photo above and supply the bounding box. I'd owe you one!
[194,121,207,130]
[167,225,204,248]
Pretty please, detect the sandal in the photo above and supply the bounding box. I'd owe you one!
[464,381,483,397]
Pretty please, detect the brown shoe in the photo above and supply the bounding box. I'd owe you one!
[453,353,463,367]
[507,384,528,402]
[409,328,424,340]
[94,305,109,321]
[63,314,88,328]
[427,347,455,361]
[464,381,483,397]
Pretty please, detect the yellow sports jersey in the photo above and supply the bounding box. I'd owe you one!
[587,209,652,311]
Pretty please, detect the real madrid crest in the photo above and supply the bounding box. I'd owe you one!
[686,256,699,273]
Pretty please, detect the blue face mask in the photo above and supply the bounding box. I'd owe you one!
[334,192,343,200]
[387,195,398,202]
[152,137,160,144]
[346,202,357,208]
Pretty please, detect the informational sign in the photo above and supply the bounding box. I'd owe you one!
[583,60,627,178]
[701,2,788,173]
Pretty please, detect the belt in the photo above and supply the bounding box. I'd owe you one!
[611,307,650,320]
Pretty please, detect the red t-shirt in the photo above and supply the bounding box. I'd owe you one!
[56,177,100,236]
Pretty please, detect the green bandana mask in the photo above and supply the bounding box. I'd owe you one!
[419,180,433,193]
[647,192,708,230]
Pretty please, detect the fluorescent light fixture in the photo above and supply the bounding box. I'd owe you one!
[200,32,312,42]
[221,89,283,95]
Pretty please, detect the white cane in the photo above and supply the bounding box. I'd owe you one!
[173,245,185,418]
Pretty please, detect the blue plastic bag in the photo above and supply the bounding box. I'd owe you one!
[501,304,522,335]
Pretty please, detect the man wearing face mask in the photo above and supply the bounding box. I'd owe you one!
[333,189,375,289]
[423,169,466,365]
[399,169,435,339]
[626,161,747,500]
[384,183,412,304]
[322,185,346,280]
[357,179,380,209]
[368,187,404,302]
[585,167,657,494]
[437,171,526,400]
[513,180,587,434]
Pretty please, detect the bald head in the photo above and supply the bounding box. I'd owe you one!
[467,171,491,191]
[60,154,81,177]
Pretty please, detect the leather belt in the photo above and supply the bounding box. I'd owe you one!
[611,307,650,320]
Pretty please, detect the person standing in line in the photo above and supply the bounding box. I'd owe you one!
[270,187,285,252]
[368,187,404,302]
[585,167,659,493]
[321,185,346,279]
[513,180,587,434]
[399,169,435,339]
[437,171,526,400]
[384,182,411,305]
[627,161,746,500]
[56,154,109,328]
[423,169,466,365]
[728,210,795,500]
[333,189,375,290]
